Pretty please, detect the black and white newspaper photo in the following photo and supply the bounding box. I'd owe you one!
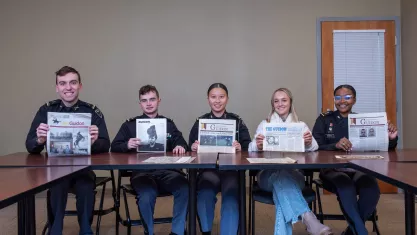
[47,112,91,157]
[198,119,236,153]
[136,118,166,153]
[348,112,389,151]
[262,123,305,152]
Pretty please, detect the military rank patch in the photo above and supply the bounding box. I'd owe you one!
[95,108,103,118]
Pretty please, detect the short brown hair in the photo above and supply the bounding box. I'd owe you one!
[55,66,81,84]
[139,85,159,99]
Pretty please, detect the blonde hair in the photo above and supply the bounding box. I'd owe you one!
[267,88,299,123]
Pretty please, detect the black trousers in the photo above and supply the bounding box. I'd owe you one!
[320,169,380,235]
[47,171,96,235]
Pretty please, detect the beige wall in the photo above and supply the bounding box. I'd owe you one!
[0,0,400,155]
[401,0,417,148]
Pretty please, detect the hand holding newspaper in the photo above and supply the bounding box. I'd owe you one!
[136,118,167,153]
[348,112,388,151]
[262,123,305,152]
[198,119,236,153]
[47,112,91,157]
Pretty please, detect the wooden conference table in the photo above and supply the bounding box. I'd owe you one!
[0,166,89,235]
[2,150,417,235]
[0,152,219,235]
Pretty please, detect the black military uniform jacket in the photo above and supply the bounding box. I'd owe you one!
[312,110,398,151]
[110,114,188,153]
[189,111,251,151]
[25,99,110,154]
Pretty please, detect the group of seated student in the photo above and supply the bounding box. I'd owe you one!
[24,66,398,235]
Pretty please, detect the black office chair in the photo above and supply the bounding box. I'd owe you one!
[42,170,117,235]
[248,169,317,235]
[313,178,381,235]
[115,170,174,235]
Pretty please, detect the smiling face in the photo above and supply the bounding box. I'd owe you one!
[334,87,356,116]
[55,72,82,106]
[208,87,228,116]
[273,91,291,117]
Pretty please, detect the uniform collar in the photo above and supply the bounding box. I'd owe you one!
[140,113,160,119]
[333,110,351,124]
[59,99,81,111]
[209,110,227,119]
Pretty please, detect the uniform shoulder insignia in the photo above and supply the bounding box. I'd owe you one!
[197,113,210,121]
[126,117,137,122]
[320,110,333,117]
[82,101,103,119]
[158,115,173,122]
[45,99,60,107]
[227,112,242,120]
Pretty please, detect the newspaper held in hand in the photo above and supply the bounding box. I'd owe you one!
[143,156,195,164]
[198,119,236,153]
[335,155,384,160]
[348,112,388,151]
[262,123,305,152]
[47,112,91,157]
[246,157,297,164]
[136,118,166,153]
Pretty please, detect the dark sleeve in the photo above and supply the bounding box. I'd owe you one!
[312,116,338,151]
[238,120,251,151]
[91,111,110,154]
[168,120,188,151]
[188,120,199,151]
[25,107,47,154]
[110,122,133,153]
[388,136,398,150]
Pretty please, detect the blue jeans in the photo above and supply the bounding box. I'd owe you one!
[197,170,239,235]
[257,169,310,235]
[130,170,189,235]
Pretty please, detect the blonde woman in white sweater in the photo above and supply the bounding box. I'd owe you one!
[248,88,333,235]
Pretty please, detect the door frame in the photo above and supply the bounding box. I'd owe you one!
[316,16,403,149]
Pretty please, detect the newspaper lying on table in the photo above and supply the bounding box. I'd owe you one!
[262,123,305,152]
[335,155,384,160]
[246,157,297,164]
[198,119,236,153]
[143,156,195,164]
[348,112,388,151]
[47,112,91,156]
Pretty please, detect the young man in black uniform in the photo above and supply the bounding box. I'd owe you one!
[111,85,189,235]
[25,66,110,235]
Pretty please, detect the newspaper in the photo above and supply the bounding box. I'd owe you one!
[198,119,236,153]
[47,112,91,157]
[136,118,166,153]
[335,155,384,160]
[262,123,305,152]
[143,156,195,164]
[246,157,297,164]
[348,112,388,151]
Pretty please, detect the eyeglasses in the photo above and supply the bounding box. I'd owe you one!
[334,95,353,101]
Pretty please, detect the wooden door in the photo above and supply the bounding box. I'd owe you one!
[321,20,397,193]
